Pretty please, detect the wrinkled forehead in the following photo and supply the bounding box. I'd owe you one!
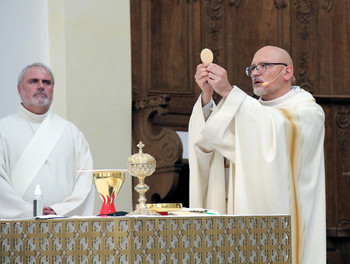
[251,47,283,65]
[24,66,52,80]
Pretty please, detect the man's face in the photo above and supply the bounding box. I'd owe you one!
[17,66,54,114]
[250,48,285,99]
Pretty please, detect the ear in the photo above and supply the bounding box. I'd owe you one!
[17,84,21,95]
[283,65,293,82]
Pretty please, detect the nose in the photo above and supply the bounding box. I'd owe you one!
[36,82,45,92]
[37,80,46,88]
[251,67,260,76]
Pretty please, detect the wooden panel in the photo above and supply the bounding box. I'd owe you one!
[319,97,350,264]
[130,0,151,99]
[334,105,350,221]
[132,0,201,116]
[329,1,350,95]
[150,1,193,95]
[291,0,319,94]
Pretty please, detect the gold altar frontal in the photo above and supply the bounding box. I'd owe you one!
[0,215,291,263]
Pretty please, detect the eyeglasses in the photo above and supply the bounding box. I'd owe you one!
[245,62,287,77]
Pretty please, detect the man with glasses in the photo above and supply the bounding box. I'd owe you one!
[188,46,325,263]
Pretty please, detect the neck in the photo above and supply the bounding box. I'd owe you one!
[21,103,50,115]
[261,85,292,101]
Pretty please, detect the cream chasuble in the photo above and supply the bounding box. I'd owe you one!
[189,86,326,264]
[0,105,95,219]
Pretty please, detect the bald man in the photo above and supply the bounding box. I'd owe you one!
[188,46,326,264]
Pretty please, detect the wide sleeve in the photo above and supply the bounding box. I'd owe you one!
[0,134,33,219]
[50,129,95,216]
[202,86,247,162]
[189,93,240,213]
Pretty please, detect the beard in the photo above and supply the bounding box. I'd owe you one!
[253,86,268,97]
[32,93,51,106]
[20,91,52,111]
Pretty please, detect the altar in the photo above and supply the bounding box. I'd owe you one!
[0,215,290,263]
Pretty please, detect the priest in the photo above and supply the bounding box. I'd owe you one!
[189,46,326,264]
[0,63,95,218]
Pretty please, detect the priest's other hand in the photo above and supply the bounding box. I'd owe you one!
[206,63,232,98]
[43,206,57,215]
[195,63,214,106]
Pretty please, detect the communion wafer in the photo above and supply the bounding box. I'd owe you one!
[200,48,213,64]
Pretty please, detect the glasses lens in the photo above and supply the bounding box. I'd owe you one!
[245,67,251,77]
[256,63,267,74]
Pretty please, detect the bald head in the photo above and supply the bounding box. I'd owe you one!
[253,46,293,67]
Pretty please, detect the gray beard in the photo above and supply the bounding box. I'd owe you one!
[32,97,51,107]
[253,86,268,97]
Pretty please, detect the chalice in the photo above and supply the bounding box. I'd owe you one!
[127,142,158,216]
[93,170,125,216]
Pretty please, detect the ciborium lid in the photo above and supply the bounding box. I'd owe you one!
[127,142,156,177]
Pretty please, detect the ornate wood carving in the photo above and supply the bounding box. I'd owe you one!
[205,0,223,41]
[338,219,350,230]
[132,95,183,205]
[132,95,182,168]
[337,130,348,158]
[293,1,316,95]
[229,0,240,8]
[322,0,333,11]
[274,0,288,10]
[336,107,350,157]
[294,0,315,40]
[297,52,314,93]
[205,0,224,103]
[336,107,350,129]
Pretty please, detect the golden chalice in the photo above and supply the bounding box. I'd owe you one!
[93,170,125,216]
[127,142,158,216]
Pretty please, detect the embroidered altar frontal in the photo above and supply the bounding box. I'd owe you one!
[0,215,291,263]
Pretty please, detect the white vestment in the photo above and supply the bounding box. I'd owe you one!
[0,105,95,219]
[189,86,326,264]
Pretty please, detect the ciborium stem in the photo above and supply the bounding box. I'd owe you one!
[135,177,148,208]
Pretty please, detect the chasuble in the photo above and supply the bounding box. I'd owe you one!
[189,86,326,264]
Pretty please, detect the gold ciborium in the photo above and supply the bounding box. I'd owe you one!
[93,170,125,216]
[127,142,158,216]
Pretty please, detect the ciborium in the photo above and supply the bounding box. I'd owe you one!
[127,142,158,216]
[93,170,125,216]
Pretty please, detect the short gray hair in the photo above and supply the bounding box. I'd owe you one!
[17,63,55,86]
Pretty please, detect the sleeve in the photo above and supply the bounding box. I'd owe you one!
[0,135,33,219]
[50,128,96,216]
[202,98,215,121]
[188,93,240,213]
[201,86,247,162]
